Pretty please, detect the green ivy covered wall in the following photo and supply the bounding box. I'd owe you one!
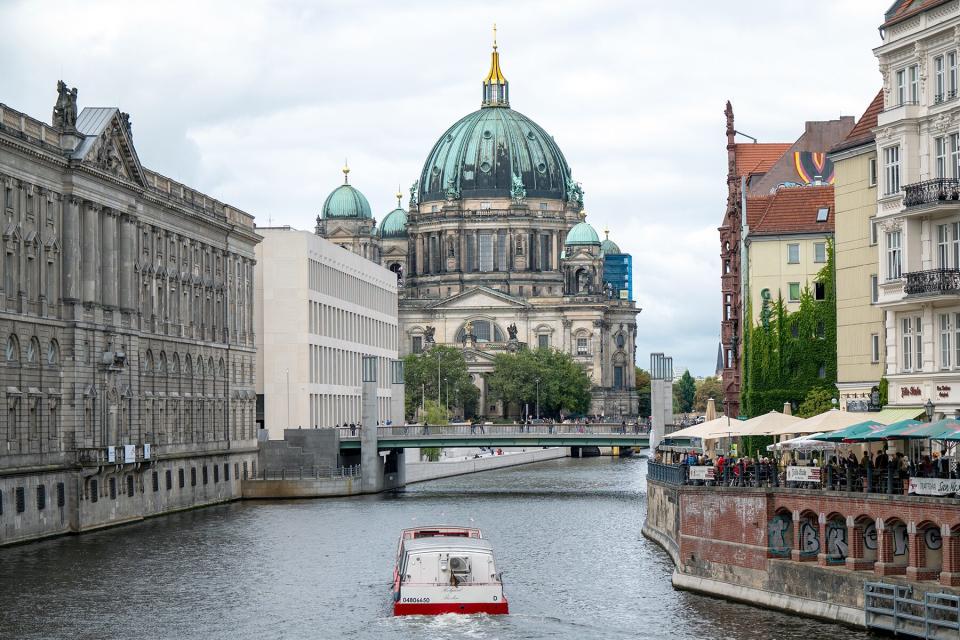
[740,242,837,417]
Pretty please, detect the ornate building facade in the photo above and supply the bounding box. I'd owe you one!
[0,82,259,545]
[314,39,639,418]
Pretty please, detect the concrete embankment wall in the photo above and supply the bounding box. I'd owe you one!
[241,475,363,499]
[405,448,568,484]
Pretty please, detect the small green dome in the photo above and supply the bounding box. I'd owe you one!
[322,183,372,219]
[565,222,600,246]
[379,208,408,238]
[601,238,621,254]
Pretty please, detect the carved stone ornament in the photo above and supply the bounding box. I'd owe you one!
[52,80,78,130]
[510,174,526,204]
[409,180,419,207]
[934,113,951,133]
[880,218,903,233]
[444,177,460,202]
[95,137,123,176]
[566,179,584,207]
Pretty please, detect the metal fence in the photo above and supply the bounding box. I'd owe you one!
[337,423,651,439]
[251,465,361,481]
[647,461,687,485]
[865,582,960,639]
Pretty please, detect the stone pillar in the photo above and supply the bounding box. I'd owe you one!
[100,209,118,309]
[906,525,934,580]
[62,197,81,302]
[940,526,960,586]
[845,518,872,570]
[817,514,830,566]
[81,202,99,304]
[118,214,135,312]
[360,360,382,494]
[874,520,905,576]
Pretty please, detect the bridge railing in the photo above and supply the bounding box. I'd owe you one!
[647,461,687,485]
[250,465,361,481]
[336,423,651,439]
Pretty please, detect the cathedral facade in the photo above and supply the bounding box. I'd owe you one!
[315,40,639,418]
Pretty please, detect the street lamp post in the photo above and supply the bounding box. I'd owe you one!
[535,378,540,420]
[925,399,935,422]
[445,378,449,415]
[437,350,441,407]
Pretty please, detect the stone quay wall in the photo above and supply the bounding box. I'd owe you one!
[644,476,960,628]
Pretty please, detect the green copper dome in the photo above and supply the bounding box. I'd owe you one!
[322,167,372,219]
[419,107,574,203]
[379,208,408,238]
[565,222,600,246]
[601,238,621,254]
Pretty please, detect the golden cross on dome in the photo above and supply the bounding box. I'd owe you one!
[342,158,350,184]
[396,185,403,207]
[493,23,497,51]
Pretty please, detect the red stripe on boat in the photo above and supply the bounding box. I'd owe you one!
[393,601,509,616]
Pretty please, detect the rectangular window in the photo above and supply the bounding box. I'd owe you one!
[497,232,508,271]
[725,293,732,320]
[179,468,185,489]
[816,207,829,223]
[902,317,914,372]
[166,469,173,491]
[884,145,901,196]
[942,313,953,370]
[57,482,64,508]
[937,55,946,101]
[224,463,230,483]
[90,480,98,503]
[538,334,549,349]
[126,475,134,497]
[871,274,879,304]
[191,468,197,487]
[152,471,159,492]
[576,337,588,355]
[814,281,826,301]
[15,487,25,513]
[909,64,919,102]
[868,157,878,187]
[202,466,208,485]
[871,334,880,364]
[787,243,800,264]
[896,68,906,105]
[939,224,951,268]
[916,314,924,372]
[937,136,947,178]
[886,230,902,280]
[412,336,422,354]
[952,134,960,178]
[814,242,826,263]
[951,51,958,97]
[36,485,45,511]
[214,465,219,484]
[109,477,117,500]
[869,219,878,246]
[788,282,801,301]
[726,349,733,368]
[477,233,493,272]
[955,313,960,369]
[614,366,624,389]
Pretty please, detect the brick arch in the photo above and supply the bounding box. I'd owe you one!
[768,508,793,557]
[796,510,820,558]
[915,520,944,577]
[824,512,848,565]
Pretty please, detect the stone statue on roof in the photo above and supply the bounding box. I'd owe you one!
[507,322,518,341]
[52,80,78,130]
[510,174,526,205]
[410,180,419,207]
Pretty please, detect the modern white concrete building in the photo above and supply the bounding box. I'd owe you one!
[874,1,960,419]
[255,227,401,439]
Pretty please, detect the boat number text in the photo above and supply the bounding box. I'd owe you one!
[402,597,430,603]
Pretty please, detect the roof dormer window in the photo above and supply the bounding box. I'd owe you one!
[816,207,829,222]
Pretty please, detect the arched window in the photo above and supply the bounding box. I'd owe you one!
[208,357,215,379]
[171,353,180,376]
[454,320,504,343]
[25,337,39,364]
[184,354,192,378]
[218,358,226,379]
[144,350,155,374]
[46,340,59,367]
[197,358,204,379]
[159,352,168,375]
[6,335,20,363]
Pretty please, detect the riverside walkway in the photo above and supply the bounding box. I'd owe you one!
[337,423,650,450]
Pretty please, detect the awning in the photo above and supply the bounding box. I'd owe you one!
[858,419,925,441]
[872,406,925,424]
[812,420,887,443]
[767,432,839,452]
[768,409,866,436]
[666,416,737,440]
[728,411,803,437]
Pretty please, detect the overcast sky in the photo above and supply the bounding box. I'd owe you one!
[0,0,883,376]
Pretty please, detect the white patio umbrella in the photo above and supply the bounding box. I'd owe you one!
[767,409,867,436]
[667,416,734,440]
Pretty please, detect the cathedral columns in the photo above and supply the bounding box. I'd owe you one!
[62,196,81,302]
[81,202,99,304]
[459,228,467,273]
[118,214,135,312]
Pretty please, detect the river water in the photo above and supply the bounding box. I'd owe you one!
[0,457,871,640]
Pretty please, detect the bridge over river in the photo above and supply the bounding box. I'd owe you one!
[336,423,651,450]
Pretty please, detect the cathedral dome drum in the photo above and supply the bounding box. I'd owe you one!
[379,206,408,238]
[416,38,578,205]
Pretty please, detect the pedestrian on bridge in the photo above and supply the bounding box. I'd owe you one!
[350,423,356,436]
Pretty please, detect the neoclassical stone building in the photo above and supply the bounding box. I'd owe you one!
[315,39,639,417]
[0,82,259,545]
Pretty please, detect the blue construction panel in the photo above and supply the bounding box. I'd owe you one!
[604,253,633,301]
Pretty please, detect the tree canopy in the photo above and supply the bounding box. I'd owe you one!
[797,387,836,418]
[403,346,478,420]
[635,367,651,417]
[677,371,696,413]
[694,376,723,413]
[487,348,592,418]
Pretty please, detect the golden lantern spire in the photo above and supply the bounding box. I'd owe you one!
[342,158,350,184]
[482,24,509,107]
[396,185,403,208]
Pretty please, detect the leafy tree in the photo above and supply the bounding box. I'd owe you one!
[694,376,723,413]
[797,387,836,418]
[423,400,449,425]
[741,241,837,417]
[488,348,592,418]
[403,346,478,420]
[421,447,441,461]
[635,367,651,417]
[677,371,696,413]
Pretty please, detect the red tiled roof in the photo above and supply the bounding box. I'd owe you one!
[750,185,834,235]
[735,143,791,178]
[830,90,883,154]
[883,0,951,28]
[745,195,772,228]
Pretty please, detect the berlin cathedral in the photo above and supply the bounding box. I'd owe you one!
[314,36,639,418]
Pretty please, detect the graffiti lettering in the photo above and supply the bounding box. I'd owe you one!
[893,525,908,557]
[864,522,878,550]
[800,521,819,555]
[925,527,943,550]
[826,522,848,558]
[768,516,791,556]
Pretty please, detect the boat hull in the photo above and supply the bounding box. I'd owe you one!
[393,600,509,616]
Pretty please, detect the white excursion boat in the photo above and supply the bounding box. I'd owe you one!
[392,525,509,615]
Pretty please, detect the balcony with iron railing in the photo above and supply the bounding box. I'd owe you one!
[904,268,960,296]
[902,178,960,209]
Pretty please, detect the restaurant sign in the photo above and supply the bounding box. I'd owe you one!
[908,477,960,496]
[786,466,822,483]
[688,466,715,481]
